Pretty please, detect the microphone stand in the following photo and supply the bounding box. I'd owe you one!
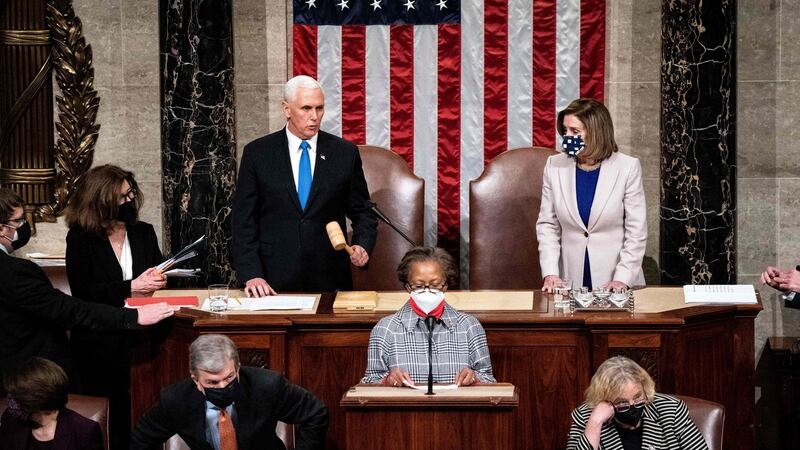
[424,315,436,395]
[368,201,418,247]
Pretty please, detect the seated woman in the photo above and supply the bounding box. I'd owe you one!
[567,356,708,450]
[361,247,495,386]
[64,164,166,450]
[0,357,103,450]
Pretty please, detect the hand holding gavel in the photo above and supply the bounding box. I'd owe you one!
[326,221,369,266]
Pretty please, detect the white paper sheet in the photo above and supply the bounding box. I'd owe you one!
[683,284,757,304]
[200,296,316,311]
[402,380,459,391]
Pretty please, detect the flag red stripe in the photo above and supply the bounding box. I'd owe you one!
[341,26,366,144]
[580,0,606,102]
[437,24,461,261]
[532,0,557,148]
[483,0,508,163]
[389,25,414,168]
[292,25,317,78]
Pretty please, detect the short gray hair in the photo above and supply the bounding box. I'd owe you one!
[189,334,240,375]
[284,75,323,102]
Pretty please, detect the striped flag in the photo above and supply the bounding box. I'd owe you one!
[293,0,605,284]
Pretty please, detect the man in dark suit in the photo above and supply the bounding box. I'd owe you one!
[232,75,377,296]
[0,188,176,384]
[130,334,328,450]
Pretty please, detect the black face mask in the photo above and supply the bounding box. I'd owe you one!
[614,403,645,427]
[11,220,31,250]
[203,378,242,409]
[116,201,137,224]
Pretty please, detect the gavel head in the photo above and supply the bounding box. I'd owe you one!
[326,221,347,251]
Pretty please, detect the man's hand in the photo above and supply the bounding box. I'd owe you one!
[602,280,629,291]
[384,367,413,387]
[136,303,177,326]
[350,245,369,267]
[244,278,277,297]
[761,266,784,291]
[774,269,800,294]
[541,275,563,293]
[454,367,480,386]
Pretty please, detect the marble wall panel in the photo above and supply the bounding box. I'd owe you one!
[738,0,778,81]
[738,178,777,275]
[780,0,800,79]
[775,81,800,178]
[160,0,237,284]
[737,81,776,178]
[660,0,737,284]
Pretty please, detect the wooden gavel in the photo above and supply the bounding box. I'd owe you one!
[326,221,354,255]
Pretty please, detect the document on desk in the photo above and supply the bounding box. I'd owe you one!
[402,380,459,391]
[229,296,316,311]
[683,284,757,304]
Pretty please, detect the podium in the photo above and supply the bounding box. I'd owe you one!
[340,383,518,450]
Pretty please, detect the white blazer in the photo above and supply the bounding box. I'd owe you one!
[536,151,647,287]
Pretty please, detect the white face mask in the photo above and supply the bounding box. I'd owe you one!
[410,291,445,314]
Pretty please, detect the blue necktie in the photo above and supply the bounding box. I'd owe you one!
[298,140,312,210]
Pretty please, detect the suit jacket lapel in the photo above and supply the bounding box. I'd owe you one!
[100,234,124,281]
[304,132,330,215]
[641,403,664,448]
[587,152,620,232]
[557,158,586,231]
[128,225,146,276]
[185,390,213,450]
[279,128,304,215]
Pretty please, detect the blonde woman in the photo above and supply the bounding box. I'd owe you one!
[567,356,708,450]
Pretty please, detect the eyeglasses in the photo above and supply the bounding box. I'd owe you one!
[612,397,648,413]
[1,217,26,229]
[121,189,137,202]
[405,283,447,295]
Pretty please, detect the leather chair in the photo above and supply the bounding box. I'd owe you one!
[0,394,110,450]
[469,147,556,289]
[673,394,725,450]
[163,422,294,450]
[349,145,424,290]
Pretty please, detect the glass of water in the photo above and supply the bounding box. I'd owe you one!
[553,279,572,308]
[208,284,229,312]
[610,287,629,308]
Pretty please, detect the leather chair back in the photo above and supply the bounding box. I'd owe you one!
[163,422,294,450]
[469,147,555,289]
[350,145,424,290]
[0,394,110,450]
[673,394,725,450]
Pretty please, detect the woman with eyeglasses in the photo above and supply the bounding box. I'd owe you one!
[64,164,166,450]
[567,356,708,450]
[361,247,495,387]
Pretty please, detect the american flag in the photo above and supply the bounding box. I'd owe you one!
[292,0,605,284]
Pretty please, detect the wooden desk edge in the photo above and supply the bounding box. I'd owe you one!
[339,383,519,408]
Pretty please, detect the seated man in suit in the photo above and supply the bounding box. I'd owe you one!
[130,334,328,450]
[232,75,377,296]
[0,188,176,385]
[760,265,800,308]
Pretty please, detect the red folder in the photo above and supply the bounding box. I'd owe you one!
[125,296,199,307]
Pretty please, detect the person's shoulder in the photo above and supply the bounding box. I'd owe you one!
[651,393,683,410]
[0,251,38,273]
[570,402,592,424]
[318,130,357,152]
[608,151,640,167]
[547,152,571,167]
[243,130,286,154]
[240,366,289,392]
[61,408,102,433]
[130,220,157,236]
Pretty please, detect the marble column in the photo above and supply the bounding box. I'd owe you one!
[660,0,736,284]
[160,0,236,285]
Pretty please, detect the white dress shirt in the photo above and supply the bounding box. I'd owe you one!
[285,127,318,190]
[116,233,133,281]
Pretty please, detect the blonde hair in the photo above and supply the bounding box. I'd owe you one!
[556,98,618,162]
[584,356,655,408]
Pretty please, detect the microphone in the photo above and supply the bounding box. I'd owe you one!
[424,315,437,395]
[368,201,418,247]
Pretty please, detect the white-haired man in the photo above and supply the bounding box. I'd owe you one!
[232,75,377,296]
[131,334,328,450]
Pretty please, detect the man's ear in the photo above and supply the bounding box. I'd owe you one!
[281,100,290,118]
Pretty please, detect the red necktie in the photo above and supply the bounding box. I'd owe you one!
[218,408,238,450]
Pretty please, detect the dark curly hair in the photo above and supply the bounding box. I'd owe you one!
[396,247,458,287]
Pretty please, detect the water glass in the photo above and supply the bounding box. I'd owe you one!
[208,284,229,312]
[553,279,572,308]
[593,287,611,307]
[574,286,594,308]
[610,287,630,308]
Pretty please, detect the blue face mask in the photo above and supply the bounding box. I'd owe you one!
[561,135,585,158]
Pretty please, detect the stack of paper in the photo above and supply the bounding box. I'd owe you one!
[683,284,757,304]
[200,296,316,311]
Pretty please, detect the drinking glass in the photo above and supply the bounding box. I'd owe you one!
[208,284,229,312]
[610,287,629,308]
[574,287,594,308]
[593,287,611,307]
[553,279,572,308]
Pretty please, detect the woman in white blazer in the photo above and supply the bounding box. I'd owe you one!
[537,98,646,292]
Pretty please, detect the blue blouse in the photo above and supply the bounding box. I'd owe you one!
[576,166,600,288]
